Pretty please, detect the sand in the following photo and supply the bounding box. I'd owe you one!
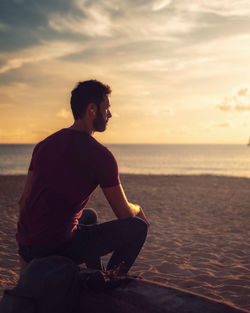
[0,174,249,312]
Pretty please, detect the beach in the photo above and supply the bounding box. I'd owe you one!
[0,174,249,312]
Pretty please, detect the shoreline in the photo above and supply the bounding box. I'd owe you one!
[0,174,249,311]
[1,172,250,179]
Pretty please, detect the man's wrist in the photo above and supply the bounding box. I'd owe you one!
[129,202,141,216]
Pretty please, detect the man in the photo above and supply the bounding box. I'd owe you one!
[17,80,149,274]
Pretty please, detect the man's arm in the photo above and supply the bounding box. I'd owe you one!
[18,170,33,211]
[102,184,150,226]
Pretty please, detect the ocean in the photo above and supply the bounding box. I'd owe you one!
[0,144,250,178]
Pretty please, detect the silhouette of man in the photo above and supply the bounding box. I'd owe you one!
[17,80,149,273]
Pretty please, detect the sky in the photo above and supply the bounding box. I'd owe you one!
[1,0,250,144]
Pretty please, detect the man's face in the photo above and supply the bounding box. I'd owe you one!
[93,95,112,132]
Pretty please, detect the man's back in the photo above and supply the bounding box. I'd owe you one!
[16,79,148,274]
[16,128,120,246]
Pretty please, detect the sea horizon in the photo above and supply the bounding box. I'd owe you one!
[1,143,250,178]
[0,142,247,145]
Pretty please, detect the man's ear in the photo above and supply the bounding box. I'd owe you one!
[87,103,97,117]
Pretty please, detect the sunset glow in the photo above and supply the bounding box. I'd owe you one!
[1,1,250,144]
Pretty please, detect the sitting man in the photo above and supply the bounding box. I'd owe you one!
[16,79,149,274]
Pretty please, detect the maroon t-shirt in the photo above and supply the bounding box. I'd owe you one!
[16,128,120,246]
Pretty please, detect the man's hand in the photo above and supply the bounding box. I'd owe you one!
[135,205,150,227]
[127,202,150,227]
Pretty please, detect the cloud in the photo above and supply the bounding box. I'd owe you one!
[163,107,174,116]
[0,41,83,74]
[237,87,248,97]
[174,1,250,17]
[1,0,250,57]
[0,127,52,143]
[152,0,172,12]
[49,6,113,37]
[240,121,249,127]
[112,112,119,118]
[216,122,231,128]
[148,107,174,116]
[0,22,8,30]
[1,0,250,70]
[0,0,201,55]
[124,57,216,74]
[0,103,13,108]
[170,126,189,135]
[217,86,250,112]
[0,0,79,51]
[57,108,71,119]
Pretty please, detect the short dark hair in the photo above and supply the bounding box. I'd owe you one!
[70,80,111,120]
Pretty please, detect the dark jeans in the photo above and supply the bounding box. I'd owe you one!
[18,217,148,273]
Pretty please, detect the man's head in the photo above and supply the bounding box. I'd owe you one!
[70,80,112,132]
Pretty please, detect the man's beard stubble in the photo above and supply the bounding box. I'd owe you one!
[93,110,107,132]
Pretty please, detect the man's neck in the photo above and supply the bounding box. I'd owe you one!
[69,120,94,135]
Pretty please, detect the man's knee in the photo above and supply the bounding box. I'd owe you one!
[127,216,148,238]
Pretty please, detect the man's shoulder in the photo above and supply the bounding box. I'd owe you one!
[34,128,115,161]
[35,129,65,145]
[89,136,115,159]
[36,128,88,149]
[43,128,69,142]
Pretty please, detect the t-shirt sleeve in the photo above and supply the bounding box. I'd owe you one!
[95,148,120,188]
